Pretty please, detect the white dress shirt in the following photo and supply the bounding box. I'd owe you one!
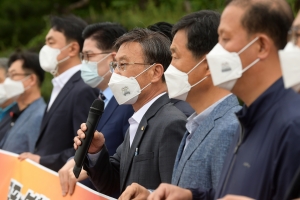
[47,64,81,111]
[128,92,166,147]
[184,94,232,151]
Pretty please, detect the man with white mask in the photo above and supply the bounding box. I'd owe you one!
[148,0,300,200]
[0,52,46,154]
[18,16,98,172]
[118,10,241,200]
[73,28,186,196]
[57,22,134,197]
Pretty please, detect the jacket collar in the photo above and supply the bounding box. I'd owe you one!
[236,78,285,129]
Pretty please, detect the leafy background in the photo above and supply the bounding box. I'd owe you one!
[0,0,296,102]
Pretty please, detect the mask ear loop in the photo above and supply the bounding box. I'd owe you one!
[187,58,206,75]
[54,43,74,75]
[186,58,209,88]
[237,37,260,75]
[96,53,112,77]
[134,63,156,78]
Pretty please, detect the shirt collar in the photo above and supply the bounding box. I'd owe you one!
[101,87,113,103]
[130,92,166,124]
[186,94,232,134]
[51,64,81,88]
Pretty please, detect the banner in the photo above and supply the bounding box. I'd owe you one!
[0,150,115,200]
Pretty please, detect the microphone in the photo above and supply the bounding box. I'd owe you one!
[73,99,104,178]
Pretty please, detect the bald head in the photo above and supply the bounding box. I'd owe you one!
[226,0,293,49]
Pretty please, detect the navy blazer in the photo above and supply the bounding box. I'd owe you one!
[34,71,98,172]
[97,96,134,156]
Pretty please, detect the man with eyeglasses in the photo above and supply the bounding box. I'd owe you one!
[74,28,186,196]
[0,52,46,154]
[57,22,134,197]
[18,16,99,172]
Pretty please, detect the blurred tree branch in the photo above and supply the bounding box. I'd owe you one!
[65,0,89,12]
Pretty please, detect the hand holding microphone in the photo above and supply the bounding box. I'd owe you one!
[73,99,104,178]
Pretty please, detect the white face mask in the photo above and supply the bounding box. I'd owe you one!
[207,37,260,91]
[279,42,300,92]
[165,58,208,101]
[81,53,111,88]
[39,44,71,75]
[0,77,26,105]
[108,63,155,105]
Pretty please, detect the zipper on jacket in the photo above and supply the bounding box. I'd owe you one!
[220,119,245,196]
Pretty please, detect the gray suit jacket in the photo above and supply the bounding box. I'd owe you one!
[171,94,241,190]
[2,98,46,154]
[84,94,186,195]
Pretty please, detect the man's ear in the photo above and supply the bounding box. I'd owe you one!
[151,64,165,83]
[256,34,271,60]
[204,60,211,76]
[27,73,38,88]
[68,42,80,57]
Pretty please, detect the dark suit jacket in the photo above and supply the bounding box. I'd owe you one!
[84,94,187,195]
[34,71,98,171]
[97,96,134,156]
[170,99,194,117]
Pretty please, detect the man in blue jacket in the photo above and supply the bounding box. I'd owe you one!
[148,0,300,200]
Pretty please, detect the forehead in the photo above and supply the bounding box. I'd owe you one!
[46,28,67,42]
[8,60,24,73]
[115,42,144,61]
[171,29,188,52]
[293,11,300,27]
[83,38,100,52]
[219,5,246,35]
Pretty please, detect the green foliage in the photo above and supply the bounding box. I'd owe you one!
[0,0,297,102]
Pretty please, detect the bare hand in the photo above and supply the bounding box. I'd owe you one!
[58,158,89,196]
[18,152,40,163]
[119,183,150,200]
[74,123,105,154]
[148,183,192,200]
[218,195,255,200]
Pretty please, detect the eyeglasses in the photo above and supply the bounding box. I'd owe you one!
[287,25,300,45]
[80,52,111,63]
[109,61,153,73]
[6,73,31,80]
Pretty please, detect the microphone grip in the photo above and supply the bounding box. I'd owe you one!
[73,110,102,178]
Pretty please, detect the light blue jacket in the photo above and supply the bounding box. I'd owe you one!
[2,97,46,154]
[171,94,241,190]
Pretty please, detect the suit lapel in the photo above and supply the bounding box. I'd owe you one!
[172,115,214,185]
[97,97,118,131]
[120,93,170,190]
[172,94,239,185]
[36,72,80,146]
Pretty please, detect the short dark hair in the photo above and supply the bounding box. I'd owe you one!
[147,22,173,41]
[172,10,220,59]
[227,0,294,49]
[8,52,45,87]
[115,28,171,81]
[295,0,300,12]
[82,22,127,51]
[50,15,87,51]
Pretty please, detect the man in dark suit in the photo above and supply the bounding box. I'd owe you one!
[18,16,98,172]
[74,28,186,196]
[57,22,134,197]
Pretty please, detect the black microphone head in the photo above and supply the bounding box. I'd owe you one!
[90,99,104,113]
